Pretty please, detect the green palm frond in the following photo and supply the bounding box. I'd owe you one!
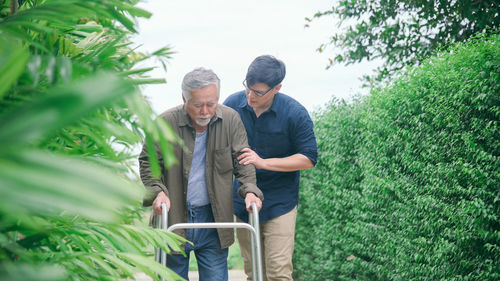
[0,0,184,280]
[0,72,136,147]
[0,149,142,221]
[0,0,151,39]
[0,36,29,98]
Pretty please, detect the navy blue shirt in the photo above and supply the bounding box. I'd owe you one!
[224,91,318,222]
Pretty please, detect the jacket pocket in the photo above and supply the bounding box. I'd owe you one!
[214,146,233,173]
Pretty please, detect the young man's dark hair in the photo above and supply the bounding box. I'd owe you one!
[245,55,286,87]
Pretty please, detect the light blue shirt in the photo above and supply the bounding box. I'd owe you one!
[187,130,210,206]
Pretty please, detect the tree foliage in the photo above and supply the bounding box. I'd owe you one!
[307,0,500,83]
[294,33,499,280]
[0,0,184,280]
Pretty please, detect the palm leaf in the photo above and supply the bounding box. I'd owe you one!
[0,263,67,281]
[119,253,185,281]
[0,150,142,222]
[0,72,136,147]
[0,37,29,98]
[1,0,184,280]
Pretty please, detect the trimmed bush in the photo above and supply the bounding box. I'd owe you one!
[294,33,499,280]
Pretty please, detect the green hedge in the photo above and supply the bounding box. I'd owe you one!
[294,33,499,280]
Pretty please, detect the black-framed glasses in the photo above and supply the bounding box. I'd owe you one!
[242,80,274,97]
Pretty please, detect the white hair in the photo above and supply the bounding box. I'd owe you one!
[181,67,220,101]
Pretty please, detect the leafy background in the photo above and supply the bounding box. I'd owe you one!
[0,0,186,280]
[294,33,499,280]
[307,0,500,83]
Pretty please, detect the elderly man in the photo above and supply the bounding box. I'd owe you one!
[139,67,263,281]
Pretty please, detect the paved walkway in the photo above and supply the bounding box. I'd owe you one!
[188,270,246,281]
[130,270,247,281]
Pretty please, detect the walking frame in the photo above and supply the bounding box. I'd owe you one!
[155,202,263,281]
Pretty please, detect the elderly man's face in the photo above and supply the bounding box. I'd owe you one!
[184,84,218,132]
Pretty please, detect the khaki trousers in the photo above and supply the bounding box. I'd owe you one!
[237,206,298,281]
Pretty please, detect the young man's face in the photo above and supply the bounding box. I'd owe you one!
[184,84,218,132]
[245,82,280,110]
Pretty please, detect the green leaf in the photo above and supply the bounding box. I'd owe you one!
[0,37,29,98]
[0,263,67,281]
[145,135,161,178]
[0,72,135,147]
[0,149,142,222]
[118,253,185,281]
[0,1,184,280]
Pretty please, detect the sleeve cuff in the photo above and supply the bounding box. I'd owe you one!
[142,183,169,206]
[237,183,264,201]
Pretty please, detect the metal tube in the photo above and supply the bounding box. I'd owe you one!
[161,203,168,281]
[155,214,161,264]
[155,202,263,281]
[167,222,257,234]
[250,212,257,281]
[167,222,261,281]
[251,203,263,281]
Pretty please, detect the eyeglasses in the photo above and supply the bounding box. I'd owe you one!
[242,80,274,97]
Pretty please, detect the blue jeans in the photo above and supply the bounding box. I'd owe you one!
[167,204,228,281]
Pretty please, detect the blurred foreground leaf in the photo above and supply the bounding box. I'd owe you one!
[0,149,142,222]
[0,72,136,147]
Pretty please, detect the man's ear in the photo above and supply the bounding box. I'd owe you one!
[274,83,282,92]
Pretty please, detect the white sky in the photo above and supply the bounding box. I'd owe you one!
[133,0,381,114]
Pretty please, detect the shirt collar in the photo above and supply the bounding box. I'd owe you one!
[240,92,280,115]
[268,93,280,113]
[237,92,248,109]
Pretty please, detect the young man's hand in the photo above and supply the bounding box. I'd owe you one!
[238,147,266,169]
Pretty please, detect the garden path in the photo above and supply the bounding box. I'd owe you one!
[129,270,247,281]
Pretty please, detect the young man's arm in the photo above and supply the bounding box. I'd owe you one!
[238,106,318,172]
[237,149,313,172]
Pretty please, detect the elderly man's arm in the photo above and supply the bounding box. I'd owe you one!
[138,142,170,214]
[229,111,264,212]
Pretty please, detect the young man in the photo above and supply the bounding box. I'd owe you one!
[224,55,318,281]
[140,67,263,281]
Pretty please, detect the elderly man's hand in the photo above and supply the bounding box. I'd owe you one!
[245,192,262,213]
[152,191,170,215]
